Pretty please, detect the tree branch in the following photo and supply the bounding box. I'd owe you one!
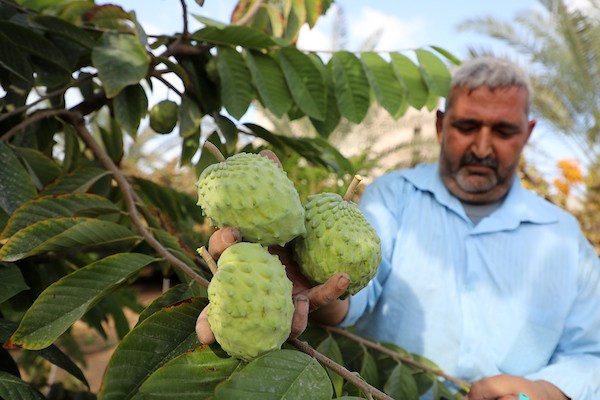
[319,324,472,391]
[28,109,211,288]
[289,338,394,400]
[180,0,189,39]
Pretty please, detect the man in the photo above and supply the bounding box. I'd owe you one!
[198,57,600,399]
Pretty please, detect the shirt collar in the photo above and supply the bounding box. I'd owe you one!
[400,163,559,232]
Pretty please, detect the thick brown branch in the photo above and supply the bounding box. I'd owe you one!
[289,338,394,400]
[319,325,471,391]
[62,110,209,288]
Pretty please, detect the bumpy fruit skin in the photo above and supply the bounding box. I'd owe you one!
[293,192,382,295]
[195,152,305,246]
[207,242,294,361]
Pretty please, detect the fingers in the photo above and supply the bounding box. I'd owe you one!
[195,305,215,344]
[305,272,350,312]
[207,227,241,260]
[289,295,309,339]
[258,149,283,169]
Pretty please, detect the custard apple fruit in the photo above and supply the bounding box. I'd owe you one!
[195,152,305,246]
[293,192,381,295]
[207,242,294,361]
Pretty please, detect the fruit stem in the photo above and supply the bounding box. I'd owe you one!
[198,246,218,275]
[343,174,363,201]
[202,140,226,162]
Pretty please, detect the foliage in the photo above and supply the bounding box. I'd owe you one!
[0,0,464,399]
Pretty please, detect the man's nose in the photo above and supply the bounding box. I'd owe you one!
[471,128,493,159]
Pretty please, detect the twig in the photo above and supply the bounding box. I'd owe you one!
[151,70,183,97]
[63,110,210,288]
[198,246,218,275]
[0,109,70,142]
[233,0,265,26]
[343,174,363,201]
[180,0,189,39]
[319,325,471,391]
[202,140,226,162]
[289,338,394,400]
[0,74,95,124]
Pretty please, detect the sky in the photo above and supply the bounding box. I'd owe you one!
[112,0,584,179]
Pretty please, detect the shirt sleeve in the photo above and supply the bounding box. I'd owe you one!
[338,174,403,328]
[525,233,600,399]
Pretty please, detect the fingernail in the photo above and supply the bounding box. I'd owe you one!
[338,276,350,290]
[223,229,241,245]
[294,295,309,305]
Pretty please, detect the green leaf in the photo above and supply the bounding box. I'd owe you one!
[98,297,207,400]
[136,284,197,325]
[305,0,322,28]
[113,83,149,138]
[359,349,379,387]
[246,50,293,118]
[178,94,204,138]
[180,131,201,167]
[0,318,88,386]
[330,51,370,123]
[216,46,253,120]
[0,144,37,215]
[309,55,340,138]
[0,371,45,400]
[0,217,139,262]
[429,46,461,66]
[0,21,70,72]
[41,166,112,195]
[92,32,150,98]
[415,49,451,98]
[31,15,96,49]
[214,349,333,400]
[191,25,277,49]
[13,146,62,190]
[284,0,306,43]
[7,253,154,350]
[316,336,344,397]
[279,46,326,120]
[361,51,407,117]
[214,114,239,154]
[390,52,429,110]
[132,345,240,399]
[383,363,419,400]
[1,193,120,240]
[0,39,33,84]
[0,263,29,303]
[100,117,125,163]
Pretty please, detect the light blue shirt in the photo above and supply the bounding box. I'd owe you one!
[342,163,600,399]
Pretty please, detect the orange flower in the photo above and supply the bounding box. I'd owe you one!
[557,159,583,184]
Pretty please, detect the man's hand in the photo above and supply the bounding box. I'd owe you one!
[466,374,568,400]
[195,226,351,344]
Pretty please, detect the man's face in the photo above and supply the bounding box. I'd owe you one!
[436,85,536,204]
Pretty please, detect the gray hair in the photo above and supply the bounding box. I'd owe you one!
[446,57,533,113]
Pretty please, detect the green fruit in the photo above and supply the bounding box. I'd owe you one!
[149,100,178,134]
[195,152,306,246]
[293,192,381,295]
[207,242,294,361]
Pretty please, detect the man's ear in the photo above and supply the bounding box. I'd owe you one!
[436,110,445,144]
